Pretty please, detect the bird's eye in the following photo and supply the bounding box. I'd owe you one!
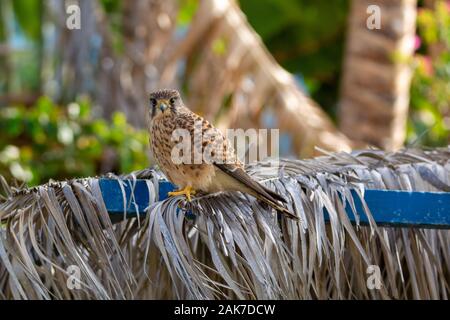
[150,98,157,107]
[169,97,176,105]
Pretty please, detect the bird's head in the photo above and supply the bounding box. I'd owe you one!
[149,89,183,119]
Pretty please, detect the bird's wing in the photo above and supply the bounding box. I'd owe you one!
[181,109,296,219]
[215,163,297,220]
[184,111,287,203]
[214,162,287,204]
[178,110,240,166]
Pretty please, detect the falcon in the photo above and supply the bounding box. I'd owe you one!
[147,89,297,220]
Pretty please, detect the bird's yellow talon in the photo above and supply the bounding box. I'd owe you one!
[168,186,196,202]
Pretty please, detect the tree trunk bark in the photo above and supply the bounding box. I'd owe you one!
[338,0,417,150]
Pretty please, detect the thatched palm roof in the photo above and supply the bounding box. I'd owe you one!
[0,148,449,299]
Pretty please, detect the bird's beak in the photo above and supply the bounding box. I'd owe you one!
[158,101,168,112]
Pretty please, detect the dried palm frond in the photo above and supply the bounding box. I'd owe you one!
[0,147,449,299]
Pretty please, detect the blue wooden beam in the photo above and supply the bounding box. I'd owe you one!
[98,179,450,229]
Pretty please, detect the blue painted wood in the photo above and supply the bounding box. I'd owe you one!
[98,179,450,229]
[342,190,450,229]
[98,179,173,217]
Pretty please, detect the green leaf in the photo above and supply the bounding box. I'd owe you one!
[0,1,7,41]
[178,0,199,27]
[12,0,42,41]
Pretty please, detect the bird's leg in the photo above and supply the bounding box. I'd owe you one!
[168,185,196,202]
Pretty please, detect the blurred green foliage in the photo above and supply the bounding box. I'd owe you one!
[11,0,42,41]
[0,97,149,186]
[408,2,450,146]
[0,0,43,94]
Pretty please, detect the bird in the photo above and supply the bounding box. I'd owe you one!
[147,88,298,220]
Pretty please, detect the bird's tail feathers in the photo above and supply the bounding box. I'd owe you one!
[260,185,287,203]
[256,194,299,220]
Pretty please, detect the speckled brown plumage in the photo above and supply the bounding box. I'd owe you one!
[147,89,297,219]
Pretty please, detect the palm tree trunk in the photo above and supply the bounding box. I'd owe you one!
[338,0,417,150]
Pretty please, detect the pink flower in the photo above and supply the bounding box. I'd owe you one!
[414,35,421,51]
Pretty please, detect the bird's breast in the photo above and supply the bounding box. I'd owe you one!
[149,118,175,162]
